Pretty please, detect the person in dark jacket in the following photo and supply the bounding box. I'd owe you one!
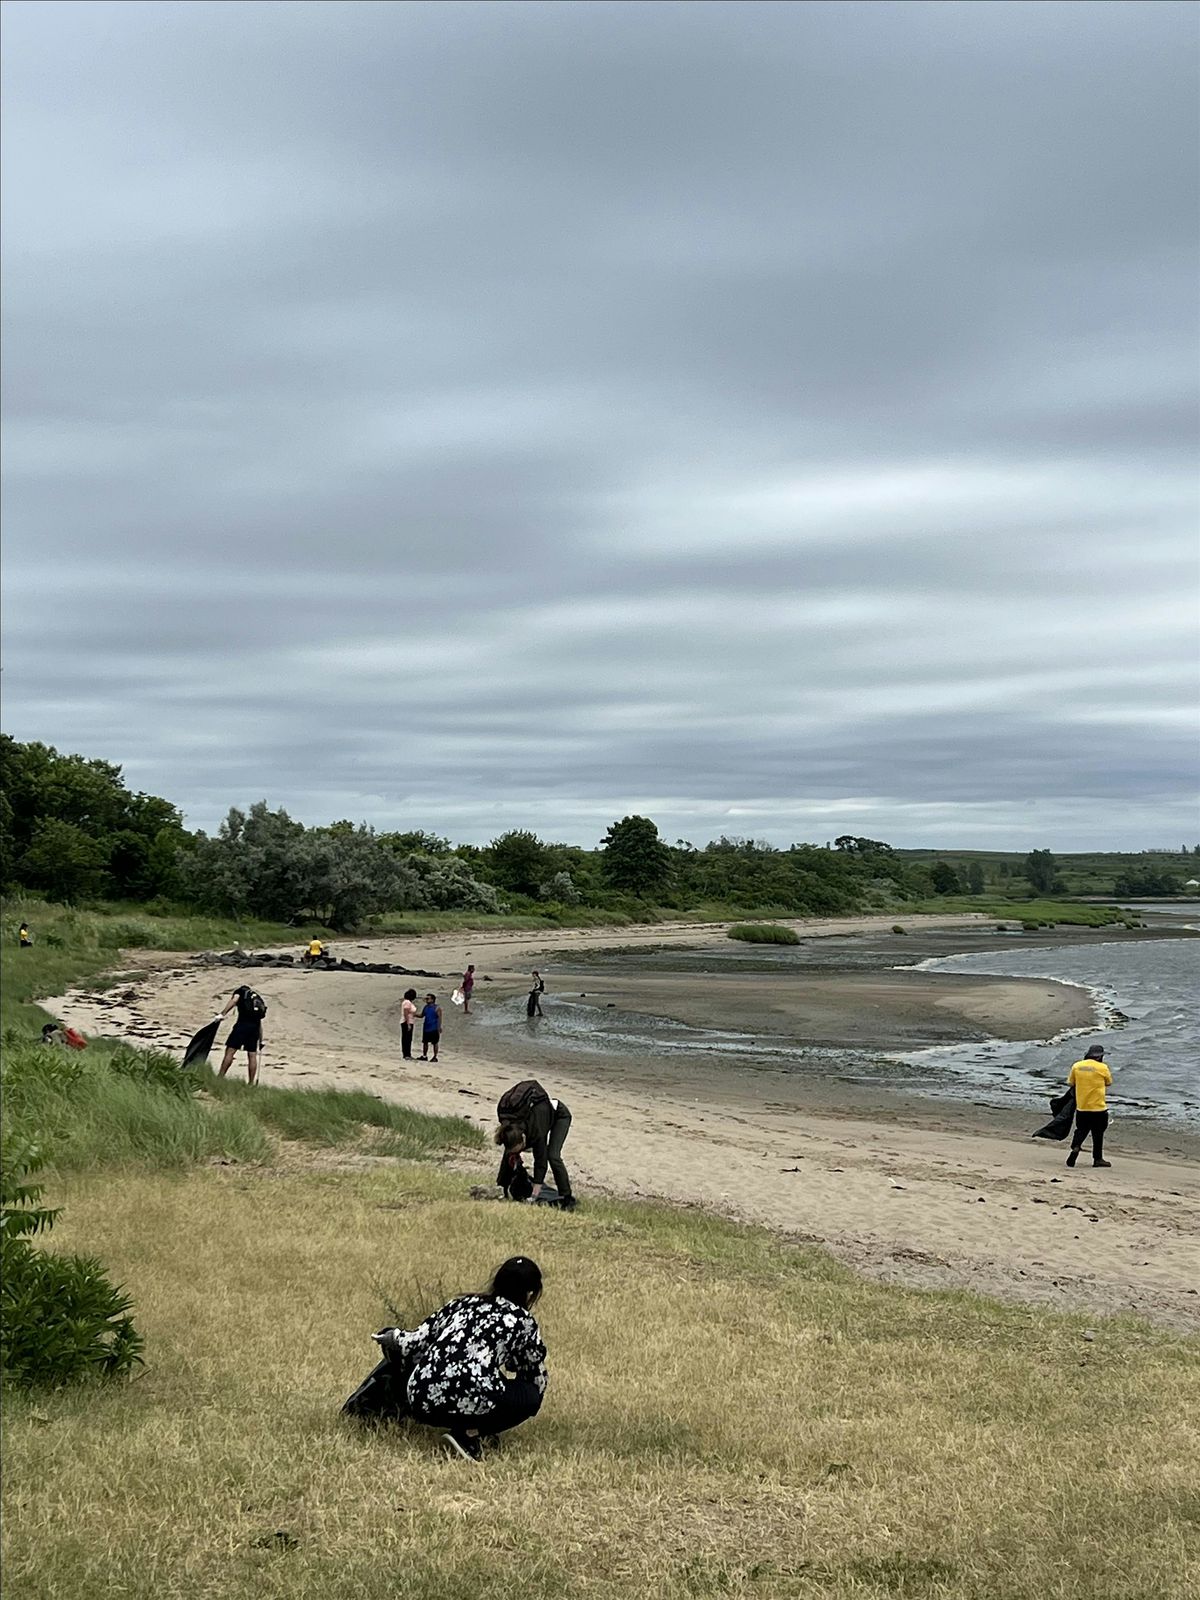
[217,985,265,1084]
[371,1257,548,1461]
[526,970,545,1018]
[495,1088,575,1209]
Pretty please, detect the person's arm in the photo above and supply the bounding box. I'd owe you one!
[219,993,237,1018]
[436,1006,443,1028]
[509,1314,549,1394]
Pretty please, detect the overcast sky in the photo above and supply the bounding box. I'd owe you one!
[2,1,1197,849]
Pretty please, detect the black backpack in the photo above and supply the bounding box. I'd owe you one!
[496,1080,549,1128]
[243,988,268,1019]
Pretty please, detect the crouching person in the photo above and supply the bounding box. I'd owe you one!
[371,1257,547,1461]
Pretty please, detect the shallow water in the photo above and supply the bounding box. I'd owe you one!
[905,926,1200,1127]
[485,912,1200,1127]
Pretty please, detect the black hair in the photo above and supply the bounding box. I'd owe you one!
[490,1256,542,1307]
[1085,1045,1105,1060]
[403,988,418,1001]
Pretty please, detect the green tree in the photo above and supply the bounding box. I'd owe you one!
[601,815,671,897]
[1024,849,1060,894]
[18,820,108,902]
[486,830,551,898]
[930,861,961,896]
[966,862,985,895]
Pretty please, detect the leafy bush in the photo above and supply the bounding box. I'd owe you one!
[727,923,800,945]
[1,1143,143,1388]
[891,924,906,934]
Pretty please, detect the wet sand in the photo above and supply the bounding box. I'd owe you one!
[48,914,1200,1331]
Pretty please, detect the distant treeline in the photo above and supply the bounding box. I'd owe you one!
[2,738,1193,928]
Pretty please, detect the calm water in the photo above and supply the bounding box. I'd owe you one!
[479,912,1200,1128]
[907,924,1200,1127]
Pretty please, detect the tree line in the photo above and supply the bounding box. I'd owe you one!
[6,737,1184,928]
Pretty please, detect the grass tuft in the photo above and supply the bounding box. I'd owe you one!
[727,922,801,945]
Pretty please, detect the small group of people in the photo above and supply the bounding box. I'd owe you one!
[452,965,544,1019]
[343,1076,578,1459]
[400,990,442,1061]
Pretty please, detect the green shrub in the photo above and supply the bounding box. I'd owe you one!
[727,923,800,946]
[0,1143,143,1389]
[1022,921,1040,932]
[891,924,906,934]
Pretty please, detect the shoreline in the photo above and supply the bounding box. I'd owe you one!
[46,914,1200,1330]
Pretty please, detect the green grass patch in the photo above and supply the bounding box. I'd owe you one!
[727,922,801,945]
[3,1162,1197,1600]
[906,898,1133,928]
[197,1068,485,1159]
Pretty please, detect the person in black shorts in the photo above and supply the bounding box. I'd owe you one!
[420,993,442,1062]
[217,985,265,1084]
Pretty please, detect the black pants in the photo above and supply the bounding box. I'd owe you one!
[545,1103,573,1199]
[527,991,543,1017]
[1071,1110,1108,1161]
[416,1378,543,1438]
[400,1023,413,1060]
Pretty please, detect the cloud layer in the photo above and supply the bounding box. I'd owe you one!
[3,1,1197,846]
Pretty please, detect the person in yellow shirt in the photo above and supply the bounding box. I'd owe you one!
[302,936,325,967]
[1066,1045,1113,1168]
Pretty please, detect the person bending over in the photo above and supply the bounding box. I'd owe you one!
[1067,1045,1113,1168]
[495,1080,576,1209]
[373,1256,547,1461]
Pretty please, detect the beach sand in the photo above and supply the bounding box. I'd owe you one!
[50,915,1200,1331]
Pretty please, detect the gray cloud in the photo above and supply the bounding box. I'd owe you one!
[2,0,1197,849]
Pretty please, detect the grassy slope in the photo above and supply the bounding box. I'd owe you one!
[5,1162,1198,1600]
[904,898,1136,927]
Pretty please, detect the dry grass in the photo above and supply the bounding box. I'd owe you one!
[4,1160,1199,1600]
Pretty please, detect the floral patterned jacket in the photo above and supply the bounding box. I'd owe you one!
[381,1293,548,1419]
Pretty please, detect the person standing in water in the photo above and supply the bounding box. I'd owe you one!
[420,993,442,1062]
[526,970,545,1018]
[400,988,418,1061]
[460,964,476,1014]
[1066,1045,1113,1168]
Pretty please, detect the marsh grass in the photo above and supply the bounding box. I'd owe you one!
[4,1162,1198,1600]
[727,922,801,945]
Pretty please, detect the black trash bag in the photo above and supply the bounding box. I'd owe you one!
[1033,1085,1076,1141]
[341,1332,414,1425]
[181,1018,221,1068]
[497,1151,560,1206]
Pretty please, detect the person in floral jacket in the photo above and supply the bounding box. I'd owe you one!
[374,1257,547,1461]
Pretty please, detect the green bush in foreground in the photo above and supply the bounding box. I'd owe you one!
[727,922,800,945]
[1,1143,143,1390]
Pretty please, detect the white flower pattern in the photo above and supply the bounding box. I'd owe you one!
[392,1294,548,1419]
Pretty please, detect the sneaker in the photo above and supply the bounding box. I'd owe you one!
[1093,1159,1112,1168]
[441,1429,482,1462]
[1066,1151,1079,1167]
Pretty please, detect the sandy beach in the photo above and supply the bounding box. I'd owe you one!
[50,915,1200,1331]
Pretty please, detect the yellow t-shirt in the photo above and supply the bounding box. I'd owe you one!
[1068,1059,1112,1112]
[308,940,323,957]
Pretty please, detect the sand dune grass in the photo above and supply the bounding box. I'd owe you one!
[4,1161,1198,1600]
